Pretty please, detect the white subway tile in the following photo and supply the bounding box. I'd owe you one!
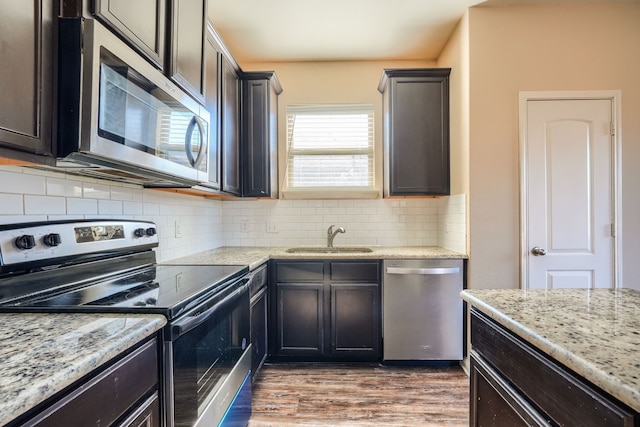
[0,194,23,214]
[110,186,134,201]
[98,200,123,215]
[83,182,111,199]
[24,195,65,215]
[0,170,45,195]
[46,177,83,197]
[123,201,144,215]
[67,198,98,215]
[0,215,47,224]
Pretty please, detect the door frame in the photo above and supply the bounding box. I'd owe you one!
[518,90,622,289]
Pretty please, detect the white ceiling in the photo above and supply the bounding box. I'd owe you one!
[206,0,485,63]
[206,0,638,64]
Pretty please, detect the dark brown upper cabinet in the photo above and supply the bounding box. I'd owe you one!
[202,22,244,197]
[203,23,222,190]
[92,0,206,104]
[0,0,55,165]
[378,68,451,197]
[93,0,166,69]
[241,72,282,198]
[168,0,206,103]
[221,55,241,195]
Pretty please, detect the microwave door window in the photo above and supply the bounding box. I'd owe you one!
[98,64,160,154]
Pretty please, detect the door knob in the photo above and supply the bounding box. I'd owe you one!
[531,247,547,256]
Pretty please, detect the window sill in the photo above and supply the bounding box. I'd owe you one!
[281,189,381,200]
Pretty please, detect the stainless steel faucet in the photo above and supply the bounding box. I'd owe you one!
[327,225,346,248]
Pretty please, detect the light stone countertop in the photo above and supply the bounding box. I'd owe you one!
[0,313,166,426]
[461,288,640,412]
[164,246,467,270]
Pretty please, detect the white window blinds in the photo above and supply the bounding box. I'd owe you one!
[285,104,375,190]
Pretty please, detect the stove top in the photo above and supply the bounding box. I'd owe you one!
[0,219,249,319]
[0,262,248,319]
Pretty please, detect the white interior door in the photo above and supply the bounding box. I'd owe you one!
[523,97,615,289]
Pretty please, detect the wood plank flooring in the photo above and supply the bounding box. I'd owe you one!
[248,364,470,426]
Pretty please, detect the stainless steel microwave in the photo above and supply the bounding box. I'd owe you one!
[55,18,209,187]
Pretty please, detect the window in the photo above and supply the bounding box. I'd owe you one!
[284,104,376,198]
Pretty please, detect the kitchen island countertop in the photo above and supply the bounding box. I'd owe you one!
[0,313,166,426]
[165,246,467,270]
[461,288,640,412]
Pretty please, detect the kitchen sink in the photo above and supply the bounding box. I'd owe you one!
[285,246,373,254]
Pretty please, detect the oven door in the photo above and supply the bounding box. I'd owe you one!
[166,276,251,427]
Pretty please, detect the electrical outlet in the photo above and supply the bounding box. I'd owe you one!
[240,219,250,233]
[266,221,279,233]
[175,220,182,238]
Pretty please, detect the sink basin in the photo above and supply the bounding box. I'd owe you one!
[285,246,373,254]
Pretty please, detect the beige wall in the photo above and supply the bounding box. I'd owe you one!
[438,11,471,250]
[241,60,435,193]
[463,3,640,289]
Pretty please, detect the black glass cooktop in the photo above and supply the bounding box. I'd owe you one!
[0,263,248,319]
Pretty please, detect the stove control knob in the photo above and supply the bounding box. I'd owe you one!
[15,235,36,250]
[145,227,157,237]
[134,228,146,238]
[43,233,62,247]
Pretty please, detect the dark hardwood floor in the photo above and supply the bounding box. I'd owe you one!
[248,363,470,426]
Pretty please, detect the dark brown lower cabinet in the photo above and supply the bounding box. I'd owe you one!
[270,260,381,362]
[470,309,639,427]
[331,283,379,357]
[15,337,160,427]
[276,282,325,357]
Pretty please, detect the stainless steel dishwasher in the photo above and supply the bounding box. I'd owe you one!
[382,259,464,361]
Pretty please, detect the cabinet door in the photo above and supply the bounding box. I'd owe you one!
[381,69,450,196]
[0,0,54,162]
[242,79,270,197]
[169,0,206,103]
[241,73,281,198]
[203,26,221,189]
[470,352,549,427]
[221,56,241,195]
[117,393,160,427]
[93,0,166,68]
[250,287,267,381]
[330,283,380,359]
[275,283,324,356]
[26,339,159,427]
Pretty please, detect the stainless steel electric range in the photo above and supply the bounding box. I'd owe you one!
[0,219,252,427]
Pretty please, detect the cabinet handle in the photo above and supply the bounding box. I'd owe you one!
[386,267,460,275]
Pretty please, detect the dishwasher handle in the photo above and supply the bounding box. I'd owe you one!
[386,266,460,275]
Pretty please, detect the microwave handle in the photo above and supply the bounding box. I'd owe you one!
[185,115,207,168]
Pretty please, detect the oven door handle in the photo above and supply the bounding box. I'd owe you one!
[171,281,249,339]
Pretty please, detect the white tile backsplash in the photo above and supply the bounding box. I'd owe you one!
[0,194,23,215]
[0,166,468,260]
[24,195,66,215]
[220,197,466,251]
[0,169,45,195]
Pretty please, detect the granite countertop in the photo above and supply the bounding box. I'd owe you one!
[165,246,467,270]
[0,313,166,426]
[461,288,640,412]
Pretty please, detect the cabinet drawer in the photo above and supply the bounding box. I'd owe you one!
[27,338,159,427]
[330,262,379,282]
[471,310,637,427]
[276,262,324,282]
